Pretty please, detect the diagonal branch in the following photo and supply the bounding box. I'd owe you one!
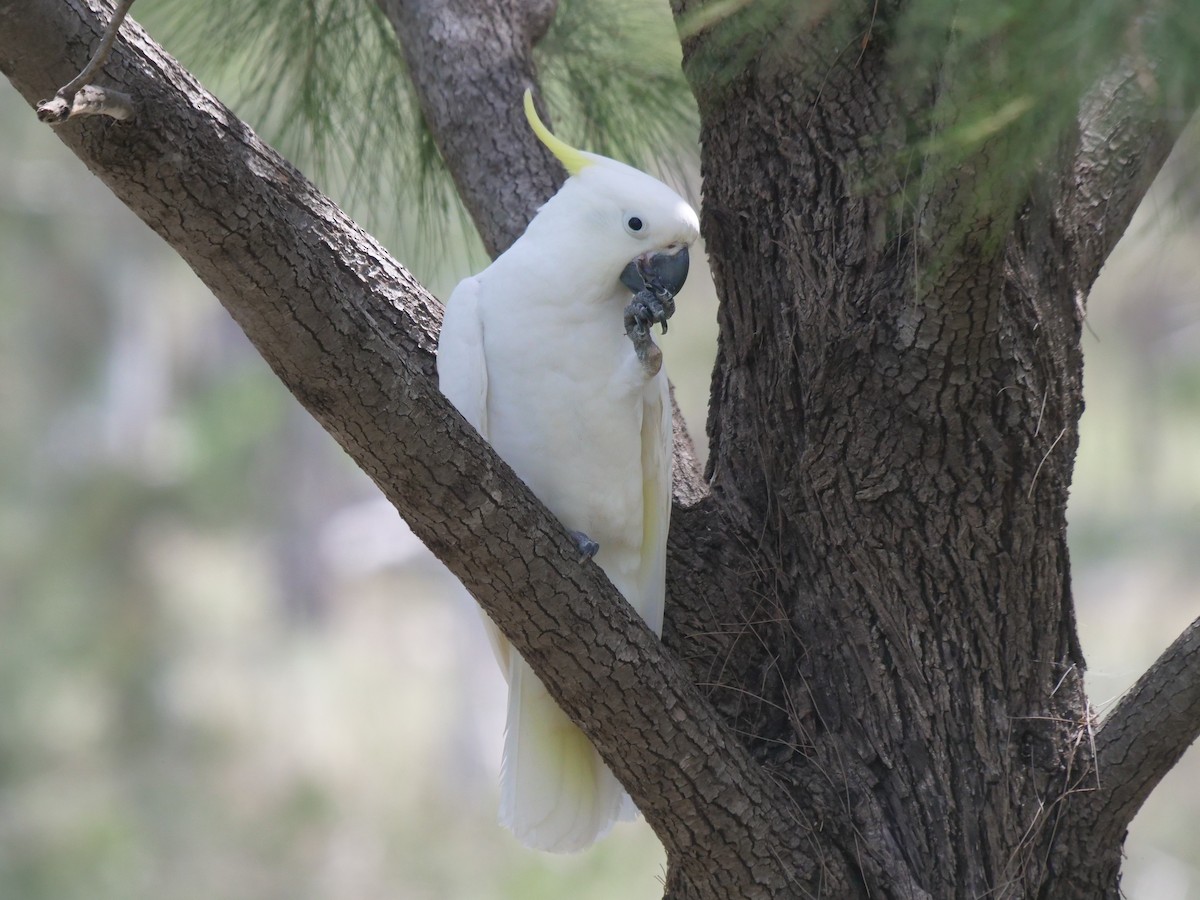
[0,0,822,889]
[1058,52,1197,304]
[1085,616,1200,841]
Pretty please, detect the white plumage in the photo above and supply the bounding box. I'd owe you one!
[437,93,698,852]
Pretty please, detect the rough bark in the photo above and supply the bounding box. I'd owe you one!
[1090,616,1200,836]
[663,2,1198,897]
[4,0,1199,897]
[1059,57,1191,306]
[1047,615,1200,895]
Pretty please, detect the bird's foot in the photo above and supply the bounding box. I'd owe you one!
[623,289,670,376]
[623,255,676,375]
[568,530,600,562]
[626,259,677,334]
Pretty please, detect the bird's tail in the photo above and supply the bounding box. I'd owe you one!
[499,656,629,852]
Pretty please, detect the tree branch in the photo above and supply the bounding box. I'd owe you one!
[1059,51,1196,304]
[1086,616,1200,840]
[0,0,819,889]
[375,0,558,259]
[35,0,133,123]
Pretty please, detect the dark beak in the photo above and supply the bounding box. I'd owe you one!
[620,245,690,296]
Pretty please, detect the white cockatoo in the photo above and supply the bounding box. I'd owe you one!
[437,91,699,852]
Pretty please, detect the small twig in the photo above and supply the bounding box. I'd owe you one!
[37,84,135,124]
[1027,426,1067,499]
[61,0,135,98]
[37,0,137,125]
[1022,427,1070,501]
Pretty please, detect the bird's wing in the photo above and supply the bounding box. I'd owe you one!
[437,277,511,674]
[437,276,488,438]
[638,373,672,637]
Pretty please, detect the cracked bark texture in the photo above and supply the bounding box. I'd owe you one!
[660,2,1198,897]
[4,0,1200,897]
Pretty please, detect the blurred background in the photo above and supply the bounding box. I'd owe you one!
[2,41,1199,900]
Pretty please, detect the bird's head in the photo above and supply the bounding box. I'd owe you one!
[521,90,699,300]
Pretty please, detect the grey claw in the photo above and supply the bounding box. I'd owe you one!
[568,530,600,562]
[646,295,666,327]
[624,255,679,343]
[635,261,677,333]
[624,298,652,343]
[658,290,676,325]
[625,287,674,339]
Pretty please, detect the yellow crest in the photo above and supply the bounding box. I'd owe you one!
[523,89,593,176]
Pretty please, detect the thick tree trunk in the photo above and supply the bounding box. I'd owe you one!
[3,1,1199,897]
[690,64,1088,900]
[662,4,1198,898]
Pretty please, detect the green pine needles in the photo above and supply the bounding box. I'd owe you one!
[137,0,1200,280]
[137,0,697,288]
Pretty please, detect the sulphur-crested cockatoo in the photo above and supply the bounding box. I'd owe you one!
[437,91,699,852]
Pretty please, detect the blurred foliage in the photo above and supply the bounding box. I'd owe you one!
[682,0,1200,248]
[136,0,698,288]
[136,0,1200,274]
[0,80,669,899]
[887,0,1200,246]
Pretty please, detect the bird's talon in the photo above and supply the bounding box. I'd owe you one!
[623,296,654,343]
[569,530,600,562]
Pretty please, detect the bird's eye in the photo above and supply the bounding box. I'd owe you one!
[625,215,644,234]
